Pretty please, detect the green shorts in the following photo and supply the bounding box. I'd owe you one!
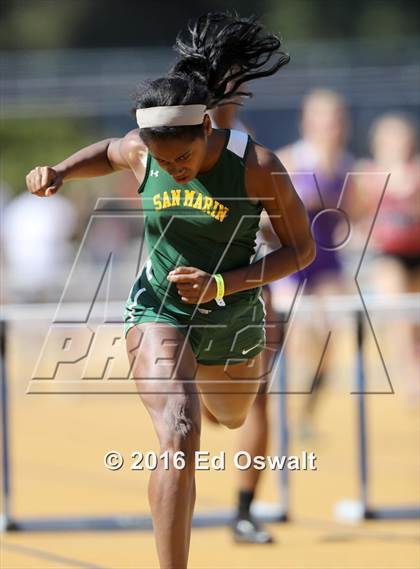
[124,267,266,366]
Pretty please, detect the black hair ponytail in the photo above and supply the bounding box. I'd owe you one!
[134,11,289,140]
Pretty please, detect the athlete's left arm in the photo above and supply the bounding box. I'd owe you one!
[167,145,316,303]
[221,144,316,296]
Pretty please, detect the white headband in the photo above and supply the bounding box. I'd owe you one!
[136,105,207,129]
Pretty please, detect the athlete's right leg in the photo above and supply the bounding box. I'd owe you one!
[126,323,201,569]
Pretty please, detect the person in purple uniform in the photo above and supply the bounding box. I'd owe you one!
[276,89,354,437]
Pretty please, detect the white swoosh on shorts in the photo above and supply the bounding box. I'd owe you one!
[241,343,261,355]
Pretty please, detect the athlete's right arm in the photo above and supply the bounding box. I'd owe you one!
[26,129,146,197]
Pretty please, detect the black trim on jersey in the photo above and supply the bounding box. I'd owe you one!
[223,128,231,152]
[196,128,230,181]
[243,134,253,164]
[242,137,263,209]
[138,151,151,194]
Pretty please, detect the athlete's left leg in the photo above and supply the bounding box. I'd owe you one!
[195,351,264,429]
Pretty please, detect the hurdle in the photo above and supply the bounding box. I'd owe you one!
[335,308,420,521]
[271,292,420,523]
[2,293,418,531]
[0,301,289,532]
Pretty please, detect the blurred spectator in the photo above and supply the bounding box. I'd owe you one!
[275,88,355,438]
[2,191,77,302]
[356,114,419,289]
[0,181,12,211]
[0,182,13,303]
[355,114,419,397]
[277,88,354,288]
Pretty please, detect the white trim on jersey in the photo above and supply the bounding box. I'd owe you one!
[146,258,153,282]
[258,294,267,319]
[227,129,248,159]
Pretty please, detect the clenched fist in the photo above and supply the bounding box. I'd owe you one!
[26,166,63,197]
[166,266,218,304]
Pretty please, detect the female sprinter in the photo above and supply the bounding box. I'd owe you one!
[26,13,316,569]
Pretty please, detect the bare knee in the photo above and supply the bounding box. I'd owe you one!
[218,415,246,430]
[217,393,267,429]
[163,394,200,437]
[159,394,201,455]
[201,402,219,425]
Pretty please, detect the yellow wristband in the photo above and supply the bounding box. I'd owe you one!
[214,273,225,306]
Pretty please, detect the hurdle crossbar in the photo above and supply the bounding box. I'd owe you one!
[0,302,288,532]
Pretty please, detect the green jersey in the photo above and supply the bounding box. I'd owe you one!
[137,128,264,317]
